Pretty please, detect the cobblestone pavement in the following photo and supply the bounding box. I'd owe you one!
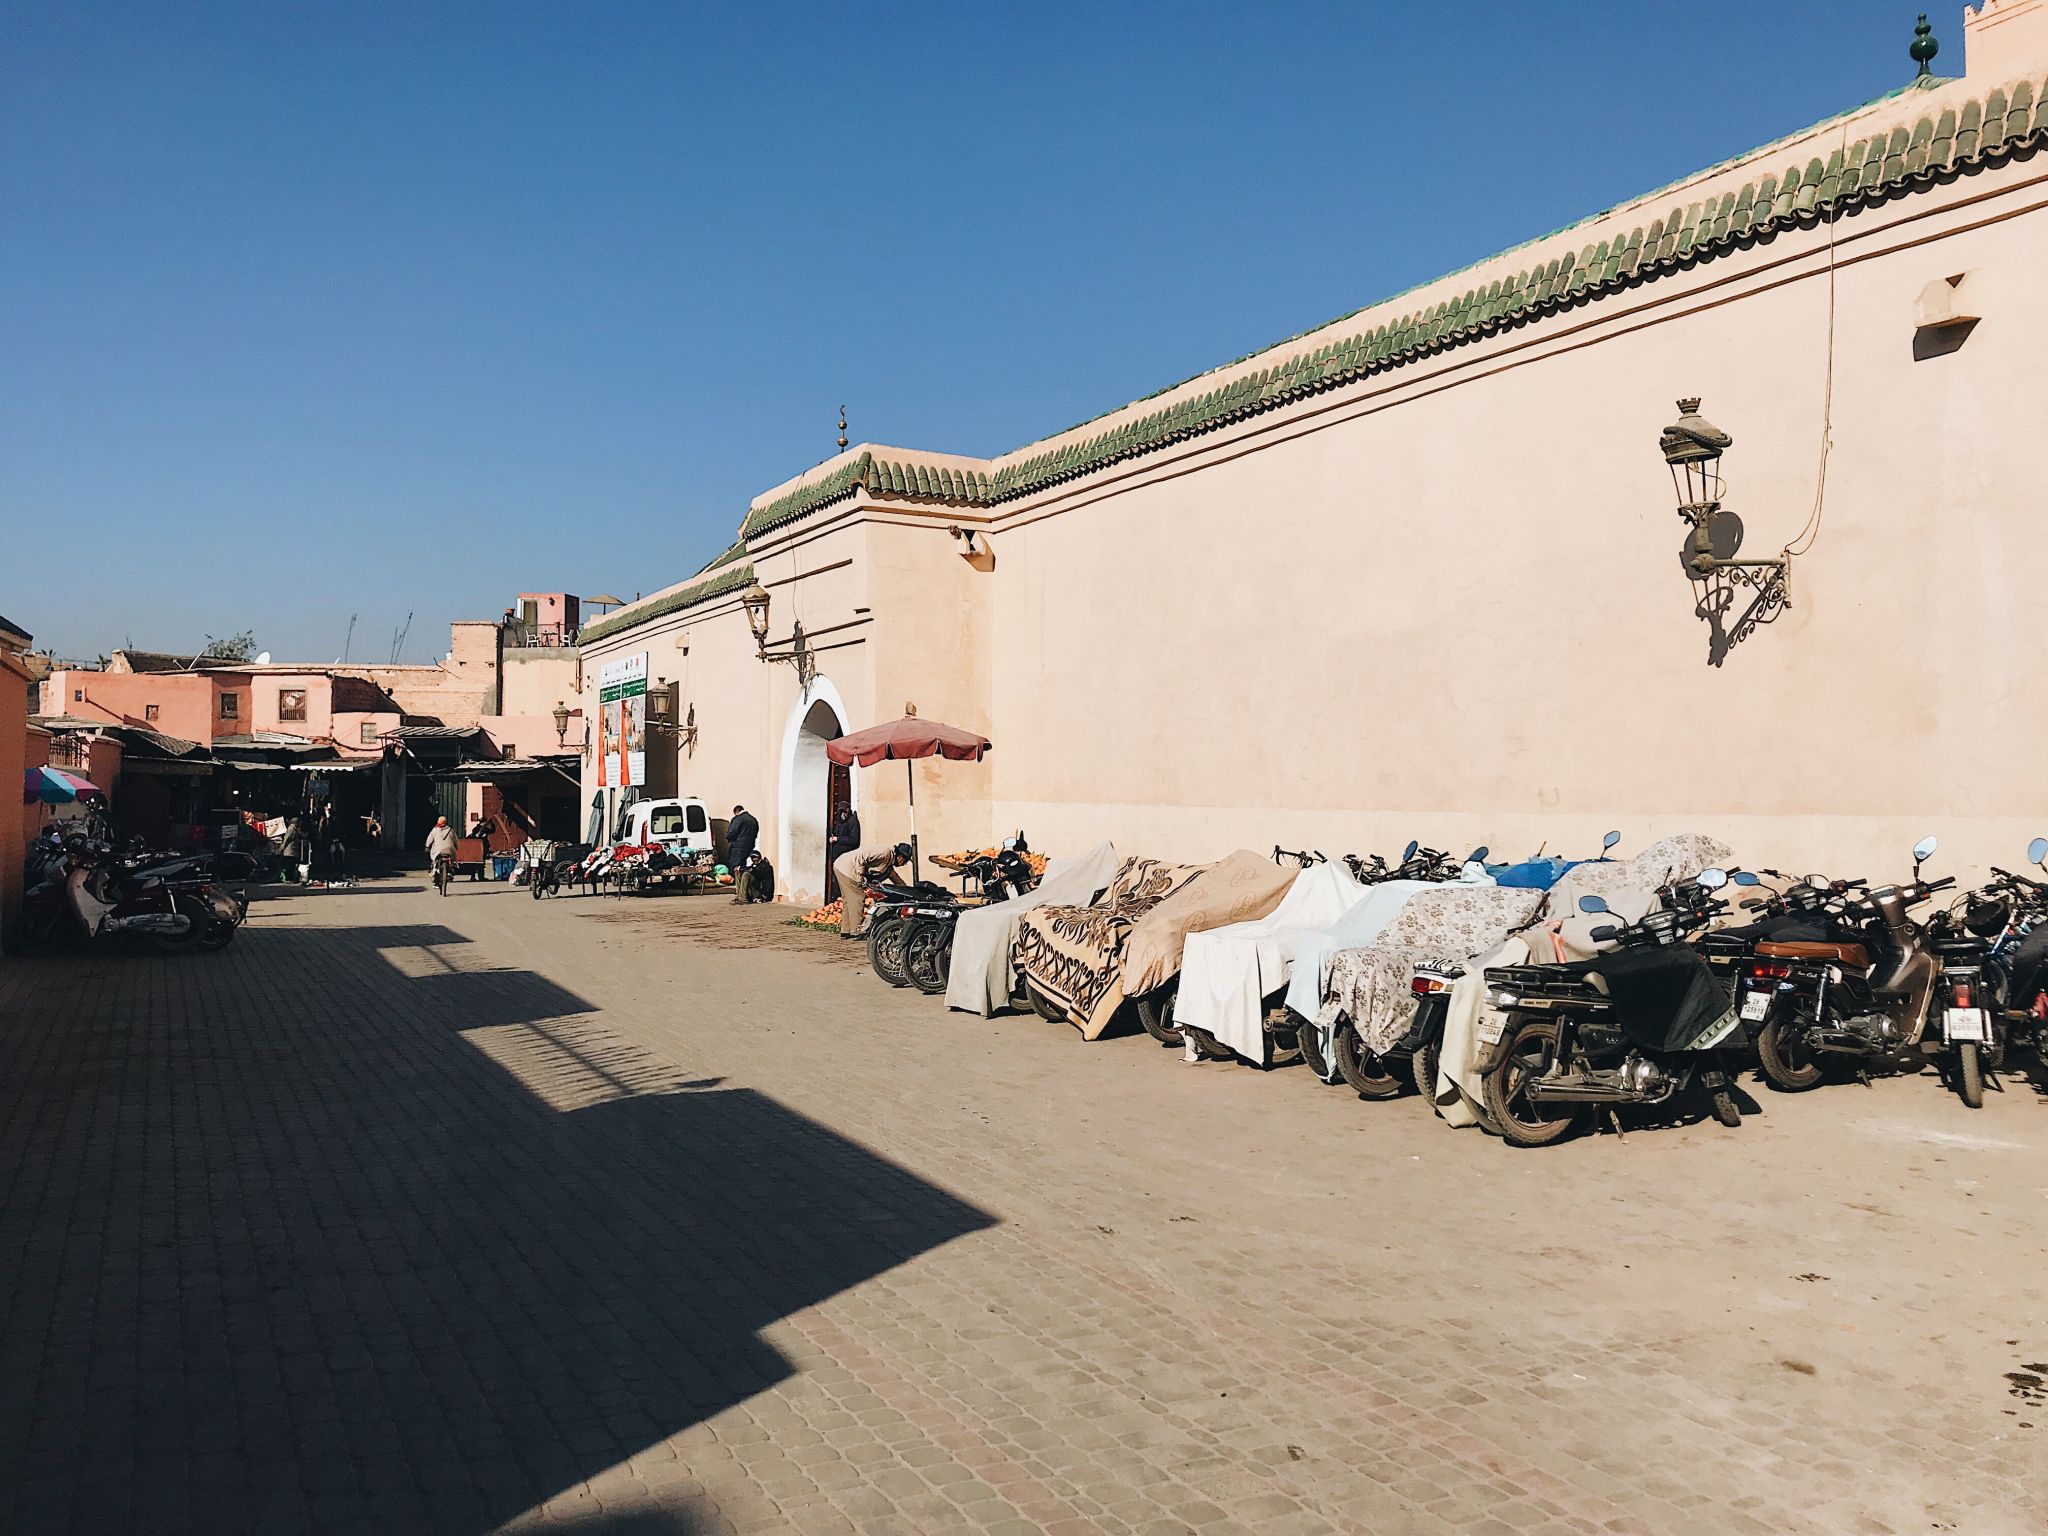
[4,873,2047,1536]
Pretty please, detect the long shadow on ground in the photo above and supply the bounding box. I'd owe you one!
[0,915,994,1535]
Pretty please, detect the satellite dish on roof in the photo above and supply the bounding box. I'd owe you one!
[254,651,272,664]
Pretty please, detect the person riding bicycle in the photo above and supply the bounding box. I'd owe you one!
[425,816,458,888]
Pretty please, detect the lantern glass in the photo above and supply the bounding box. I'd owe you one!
[741,582,772,644]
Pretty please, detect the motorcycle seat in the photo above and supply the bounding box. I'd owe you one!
[1755,939,1869,968]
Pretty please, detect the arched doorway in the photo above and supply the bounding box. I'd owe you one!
[777,679,851,907]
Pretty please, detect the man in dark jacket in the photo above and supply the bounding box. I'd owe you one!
[826,805,861,868]
[725,805,759,900]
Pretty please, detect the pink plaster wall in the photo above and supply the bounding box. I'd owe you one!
[43,668,215,740]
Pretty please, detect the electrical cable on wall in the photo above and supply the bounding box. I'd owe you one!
[1782,120,1848,562]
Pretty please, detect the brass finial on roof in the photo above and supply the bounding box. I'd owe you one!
[1910,13,1939,76]
[837,406,848,452]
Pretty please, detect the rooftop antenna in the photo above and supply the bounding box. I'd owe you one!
[837,405,848,453]
[342,612,357,664]
[388,611,412,664]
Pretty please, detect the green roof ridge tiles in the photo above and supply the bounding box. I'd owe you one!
[577,558,758,648]
[723,69,2044,549]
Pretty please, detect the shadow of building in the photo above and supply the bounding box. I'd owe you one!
[0,918,995,1535]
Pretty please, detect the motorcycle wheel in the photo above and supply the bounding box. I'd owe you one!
[867,917,911,987]
[1181,1023,1234,1061]
[1956,1041,1984,1108]
[10,903,70,957]
[1331,1022,1402,1100]
[1024,980,1068,1023]
[905,923,951,995]
[1756,1017,1825,1092]
[1411,1036,1443,1107]
[1482,1017,1581,1148]
[1136,984,1183,1046]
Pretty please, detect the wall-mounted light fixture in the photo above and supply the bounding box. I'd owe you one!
[1659,397,1791,667]
[740,580,817,690]
[948,523,994,570]
[552,700,571,748]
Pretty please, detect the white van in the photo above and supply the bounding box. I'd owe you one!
[617,797,714,857]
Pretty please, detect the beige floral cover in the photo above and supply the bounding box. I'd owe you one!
[1320,833,1734,1055]
[1318,886,1549,1053]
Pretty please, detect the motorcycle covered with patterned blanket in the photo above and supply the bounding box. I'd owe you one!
[1475,869,1747,1146]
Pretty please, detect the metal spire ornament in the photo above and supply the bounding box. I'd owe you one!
[1911,14,1939,78]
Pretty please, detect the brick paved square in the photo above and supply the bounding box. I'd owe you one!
[3,880,2046,1534]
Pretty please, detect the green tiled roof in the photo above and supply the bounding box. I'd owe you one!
[734,70,2045,540]
[577,553,756,648]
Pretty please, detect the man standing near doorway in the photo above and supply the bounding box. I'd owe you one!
[724,804,759,903]
[826,804,861,897]
[835,841,911,938]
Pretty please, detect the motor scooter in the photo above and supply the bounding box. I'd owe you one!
[1744,837,1955,1094]
[11,839,213,954]
[1475,869,1747,1146]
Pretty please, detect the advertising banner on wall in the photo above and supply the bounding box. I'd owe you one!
[599,651,648,788]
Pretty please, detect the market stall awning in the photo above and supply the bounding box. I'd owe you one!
[439,757,580,785]
[24,766,104,804]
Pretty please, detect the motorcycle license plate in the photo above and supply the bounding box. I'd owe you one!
[1740,990,1774,1022]
[1477,1014,1507,1046]
[1943,1007,1987,1042]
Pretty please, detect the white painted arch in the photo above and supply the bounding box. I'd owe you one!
[775,674,853,906]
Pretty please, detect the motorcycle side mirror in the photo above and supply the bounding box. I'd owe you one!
[1578,894,1610,915]
[1697,868,1728,890]
[1467,846,1490,864]
[1732,870,1761,886]
[1806,873,1831,890]
[2030,836,2048,867]
[1402,840,1419,861]
[1602,830,1622,852]
[1912,835,1937,865]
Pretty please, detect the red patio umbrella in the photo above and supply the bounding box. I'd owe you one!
[824,712,991,883]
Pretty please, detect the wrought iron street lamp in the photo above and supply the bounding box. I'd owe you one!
[1659,397,1791,666]
[740,580,817,690]
[552,700,571,748]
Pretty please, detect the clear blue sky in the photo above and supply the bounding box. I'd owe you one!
[3,0,1934,663]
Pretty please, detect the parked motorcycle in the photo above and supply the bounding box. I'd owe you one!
[1982,836,2048,1067]
[1476,869,1745,1146]
[12,836,228,955]
[1393,831,1630,1102]
[895,845,1040,994]
[528,843,591,898]
[1917,837,2048,1105]
[1743,837,1958,1097]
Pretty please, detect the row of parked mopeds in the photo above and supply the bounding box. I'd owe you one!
[12,817,252,955]
[856,827,2048,1145]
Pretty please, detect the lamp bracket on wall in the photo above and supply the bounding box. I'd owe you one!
[1661,397,1793,668]
[741,581,819,692]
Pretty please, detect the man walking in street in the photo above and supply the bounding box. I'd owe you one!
[835,841,911,938]
[725,804,759,902]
